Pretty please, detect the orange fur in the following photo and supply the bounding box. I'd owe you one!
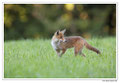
[51,29,101,57]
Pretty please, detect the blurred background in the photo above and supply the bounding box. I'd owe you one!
[4,4,116,40]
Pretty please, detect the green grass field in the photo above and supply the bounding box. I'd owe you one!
[4,37,116,78]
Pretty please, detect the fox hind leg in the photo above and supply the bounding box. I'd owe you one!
[79,51,86,57]
[74,46,83,56]
[74,42,85,57]
[74,47,79,56]
[78,47,86,57]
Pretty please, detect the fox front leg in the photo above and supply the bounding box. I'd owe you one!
[55,49,66,57]
[60,49,66,57]
[55,49,61,57]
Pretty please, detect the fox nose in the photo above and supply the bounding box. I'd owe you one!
[63,39,67,42]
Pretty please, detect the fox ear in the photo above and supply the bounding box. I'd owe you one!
[61,29,66,34]
[56,30,60,35]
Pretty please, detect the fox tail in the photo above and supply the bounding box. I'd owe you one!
[84,42,101,54]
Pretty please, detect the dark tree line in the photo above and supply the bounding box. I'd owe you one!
[4,4,116,40]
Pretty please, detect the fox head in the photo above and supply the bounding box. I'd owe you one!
[53,29,66,42]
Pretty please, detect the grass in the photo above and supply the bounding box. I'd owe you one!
[4,37,116,78]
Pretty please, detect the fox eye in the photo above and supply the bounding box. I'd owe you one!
[60,36,62,38]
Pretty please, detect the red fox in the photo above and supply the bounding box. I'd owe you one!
[51,29,101,57]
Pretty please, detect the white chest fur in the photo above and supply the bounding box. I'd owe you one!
[51,40,61,50]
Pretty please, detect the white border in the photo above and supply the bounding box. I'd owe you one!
[0,0,119,82]
[1,0,118,4]
[116,2,118,81]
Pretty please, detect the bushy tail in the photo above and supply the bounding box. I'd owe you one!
[84,42,101,54]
